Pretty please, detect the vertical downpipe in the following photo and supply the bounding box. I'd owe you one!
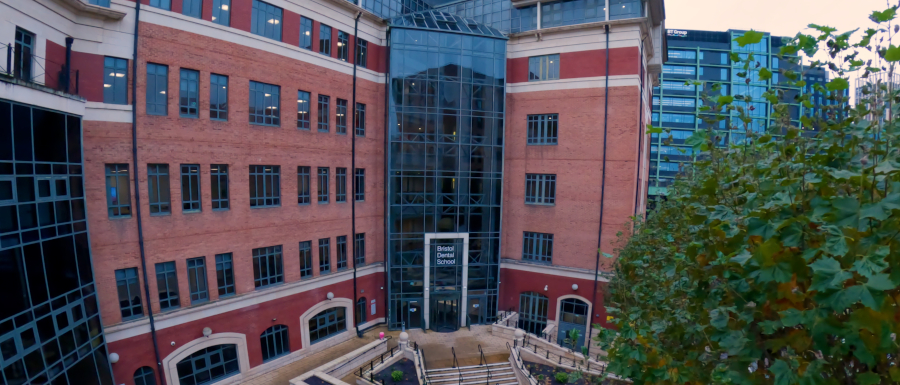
[129,2,166,384]
[587,23,611,359]
[64,37,73,93]
[352,11,362,337]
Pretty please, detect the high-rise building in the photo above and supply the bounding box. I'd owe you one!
[0,0,664,383]
[649,29,819,200]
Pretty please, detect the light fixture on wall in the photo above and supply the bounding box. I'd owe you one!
[109,353,119,364]
[327,292,334,300]
[203,327,212,337]
[544,285,548,291]
[572,284,579,291]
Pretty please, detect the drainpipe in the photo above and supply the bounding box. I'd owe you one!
[634,35,646,216]
[586,23,611,360]
[129,1,166,384]
[63,37,73,93]
[351,11,362,337]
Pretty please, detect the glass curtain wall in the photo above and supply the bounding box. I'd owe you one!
[648,30,802,198]
[435,0,643,34]
[386,11,506,330]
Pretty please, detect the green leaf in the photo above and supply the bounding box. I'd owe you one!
[731,250,752,266]
[865,274,897,291]
[770,359,797,385]
[857,372,882,385]
[646,125,663,134]
[823,226,849,256]
[810,257,841,274]
[734,30,764,47]
[870,6,897,22]
[826,77,850,91]
[778,309,804,327]
[851,250,889,278]
[884,45,900,62]
[860,202,890,221]
[709,309,729,329]
[717,95,734,105]
[758,67,772,81]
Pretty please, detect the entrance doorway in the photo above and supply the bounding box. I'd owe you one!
[430,294,460,332]
[398,300,423,329]
[467,297,483,325]
[557,298,589,350]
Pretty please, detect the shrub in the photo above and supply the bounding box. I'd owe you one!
[554,372,569,384]
[391,370,403,382]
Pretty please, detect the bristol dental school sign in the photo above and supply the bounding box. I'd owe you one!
[436,245,458,265]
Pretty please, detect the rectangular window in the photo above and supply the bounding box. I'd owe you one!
[181,164,201,212]
[354,233,365,266]
[297,90,311,129]
[525,173,556,205]
[251,0,282,41]
[354,168,365,201]
[253,245,284,288]
[149,0,170,10]
[115,268,143,320]
[528,54,559,81]
[105,164,131,218]
[183,0,201,18]
[335,99,348,134]
[355,103,366,137]
[148,164,171,215]
[104,57,128,104]
[297,166,311,204]
[146,63,168,116]
[155,261,180,311]
[179,69,200,118]
[522,232,553,264]
[212,0,231,26]
[187,257,209,304]
[210,74,229,121]
[215,253,235,297]
[319,24,332,56]
[527,114,558,145]
[211,164,229,210]
[337,31,349,61]
[300,17,313,50]
[317,95,330,132]
[318,238,331,274]
[299,241,313,278]
[667,50,697,60]
[249,81,280,126]
[336,167,347,202]
[14,28,34,81]
[249,165,281,207]
[317,167,329,203]
[663,65,696,75]
[355,38,368,68]
[336,235,347,270]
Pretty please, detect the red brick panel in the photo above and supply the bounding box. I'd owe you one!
[367,41,386,74]
[43,40,66,91]
[283,10,300,47]
[506,46,641,83]
[171,0,183,15]
[499,268,611,328]
[72,50,107,102]
[201,0,213,22]
[232,0,253,33]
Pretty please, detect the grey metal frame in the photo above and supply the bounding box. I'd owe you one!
[116,267,143,320]
[211,164,229,210]
[249,165,280,207]
[180,164,201,212]
[252,245,284,288]
[319,24,332,56]
[354,103,366,137]
[336,98,348,134]
[526,114,558,145]
[309,307,346,344]
[522,231,553,263]
[336,167,347,202]
[134,366,157,385]
[210,74,229,121]
[527,54,559,82]
[354,233,365,266]
[146,63,168,116]
[215,253,235,297]
[249,81,280,126]
[317,95,330,132]
[355,38,368,68]
[318,238,331,274]
[336,235,348,270]
[251,0,283,41]
[176,344,239,385]
[104,57,128,104]
[354,168,365,201]
[212,0,231,26]
[182,0,201,18]
[524,173,555,205]
[13,28,34,81]
[149,0,170,10]
[299,241,313,278]
[297,90,311,129]
[187,257,209,304]
[105,163,132,217]
[260,324,290,362]
[148,163,171,215]
[317,167,329,203]
[300,17,313,50]
[337,31,349,61]
[297,166,311,204]
[156,261,180,311]
[518,291,548,335]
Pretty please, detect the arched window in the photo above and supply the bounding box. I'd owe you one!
[176,344,239,385]
[518,291,548,335]
[309,307,346,344]
[356,297,367,324]
[134,366,156,385]
[557,298,589,350]
[260,325,290,362]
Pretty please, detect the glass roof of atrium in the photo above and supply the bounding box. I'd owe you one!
[389,10,507,39]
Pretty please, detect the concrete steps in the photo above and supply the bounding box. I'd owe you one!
[425,362,518,385]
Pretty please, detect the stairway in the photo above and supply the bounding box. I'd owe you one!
[425,362,519,385]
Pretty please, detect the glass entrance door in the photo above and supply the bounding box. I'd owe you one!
[467,297,483,325]
[399,300,422,329]
[430,294,460,332]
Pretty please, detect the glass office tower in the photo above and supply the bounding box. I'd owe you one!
[0,101,113,384]
[648,29,803,200]
[386,10,506,331]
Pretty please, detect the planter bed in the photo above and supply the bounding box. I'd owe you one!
[372,358,418,385]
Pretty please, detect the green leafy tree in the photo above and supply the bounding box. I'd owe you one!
[596,9,900,385]
[391,370,403,382]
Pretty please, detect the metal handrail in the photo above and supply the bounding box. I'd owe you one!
[2,42,79,94]
[333,336,392,375]
[478,344,490,385]
[520,334,606,374]
[354,338,399,380]
[451,347,458,368]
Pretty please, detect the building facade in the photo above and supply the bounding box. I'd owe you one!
[0,0,664,383]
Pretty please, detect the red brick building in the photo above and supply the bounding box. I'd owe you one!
[0,0,664,382]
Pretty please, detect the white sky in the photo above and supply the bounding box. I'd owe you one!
[664,0,898,102]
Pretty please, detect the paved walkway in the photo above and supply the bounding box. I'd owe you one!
[242,325,510,384]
